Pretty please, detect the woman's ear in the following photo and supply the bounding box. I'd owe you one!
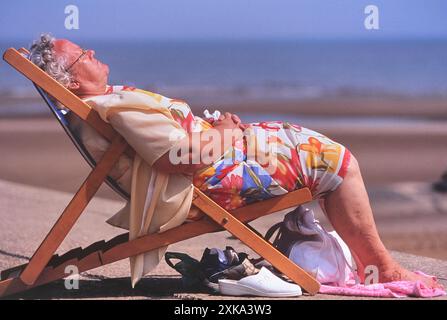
[68,80,80,91]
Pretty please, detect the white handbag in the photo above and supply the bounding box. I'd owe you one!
[266,205,357,286]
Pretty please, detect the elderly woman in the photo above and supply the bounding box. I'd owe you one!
[28,34,441,289]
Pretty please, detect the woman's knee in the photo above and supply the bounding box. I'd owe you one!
[347,153,361,176]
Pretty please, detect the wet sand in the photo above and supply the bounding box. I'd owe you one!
[3,94,447,119]
[1,113,446,193]
[212,96,447,119]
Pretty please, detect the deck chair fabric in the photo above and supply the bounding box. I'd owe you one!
[36,84,131,200]
[67,111,134,196]
[0,47,321,297]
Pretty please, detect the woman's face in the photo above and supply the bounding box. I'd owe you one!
[53,39,109,97]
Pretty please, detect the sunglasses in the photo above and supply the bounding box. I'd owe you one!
[65,48,88,72]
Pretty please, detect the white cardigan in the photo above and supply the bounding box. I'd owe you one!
[78,87,195,287]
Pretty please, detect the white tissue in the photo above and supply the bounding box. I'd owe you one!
[203,109,221,121]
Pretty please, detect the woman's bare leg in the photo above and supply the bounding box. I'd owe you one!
[322,155,442,288]
[318,198,367,280]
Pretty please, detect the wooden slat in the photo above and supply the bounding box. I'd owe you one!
[18,47,29,55]
[3,48,115,142]
[49,247,83,268]
[101,233,129,252]
[192,188,320,295]
[1,45,318,297]
[0,187,312,296]
[78,240,106,260]
[3,48,135,158]
[47,254,60,267]
[1,188,309,281]
[19,135,128,285]
[101,188,312,262]
[1,265,26,281]
[0,253,61,281]
[229,187,311,223]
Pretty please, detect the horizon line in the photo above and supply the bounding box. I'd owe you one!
[2,35,447,43]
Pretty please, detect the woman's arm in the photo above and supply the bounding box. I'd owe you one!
[153,112,246,174]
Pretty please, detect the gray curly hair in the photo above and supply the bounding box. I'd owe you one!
[29,33,72,87]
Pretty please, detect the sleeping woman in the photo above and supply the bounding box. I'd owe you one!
[28,34,443,290]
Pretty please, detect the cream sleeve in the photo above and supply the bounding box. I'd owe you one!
[107,110,187,167]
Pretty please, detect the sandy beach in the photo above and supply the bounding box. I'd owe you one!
[1,96,447,263]
[216,96,447,119]
[2,97,447,190]
[1,95,447,301]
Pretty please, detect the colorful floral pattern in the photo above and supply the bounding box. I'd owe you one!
[107,86,351,210]
[169,105,351,210]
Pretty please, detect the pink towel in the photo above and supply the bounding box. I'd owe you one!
[319,271,446,298]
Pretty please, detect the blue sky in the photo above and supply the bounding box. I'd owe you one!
[1,0,447,41]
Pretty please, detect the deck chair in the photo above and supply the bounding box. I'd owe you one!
[0,47,320,298]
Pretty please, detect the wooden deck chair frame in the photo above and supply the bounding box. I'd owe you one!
[0,47,320,298]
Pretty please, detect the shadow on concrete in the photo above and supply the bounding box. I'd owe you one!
[1,276,203,300]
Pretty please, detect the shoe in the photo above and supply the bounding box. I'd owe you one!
[209,257,259,282]
[164,251,219,293]
[218,267,302,297]
[200,246,247,278]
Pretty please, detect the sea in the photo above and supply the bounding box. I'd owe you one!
[1,39,446,119]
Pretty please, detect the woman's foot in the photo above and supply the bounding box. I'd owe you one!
[379,264,444,290]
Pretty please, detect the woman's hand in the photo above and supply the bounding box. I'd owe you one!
[154,112,247,175]
[231,113,250,130]
[213,112,248,131]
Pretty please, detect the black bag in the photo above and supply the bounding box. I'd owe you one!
[164,252,218,293]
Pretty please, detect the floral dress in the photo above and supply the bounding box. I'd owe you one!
[166,98,352,211]
[103,86,351,211]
